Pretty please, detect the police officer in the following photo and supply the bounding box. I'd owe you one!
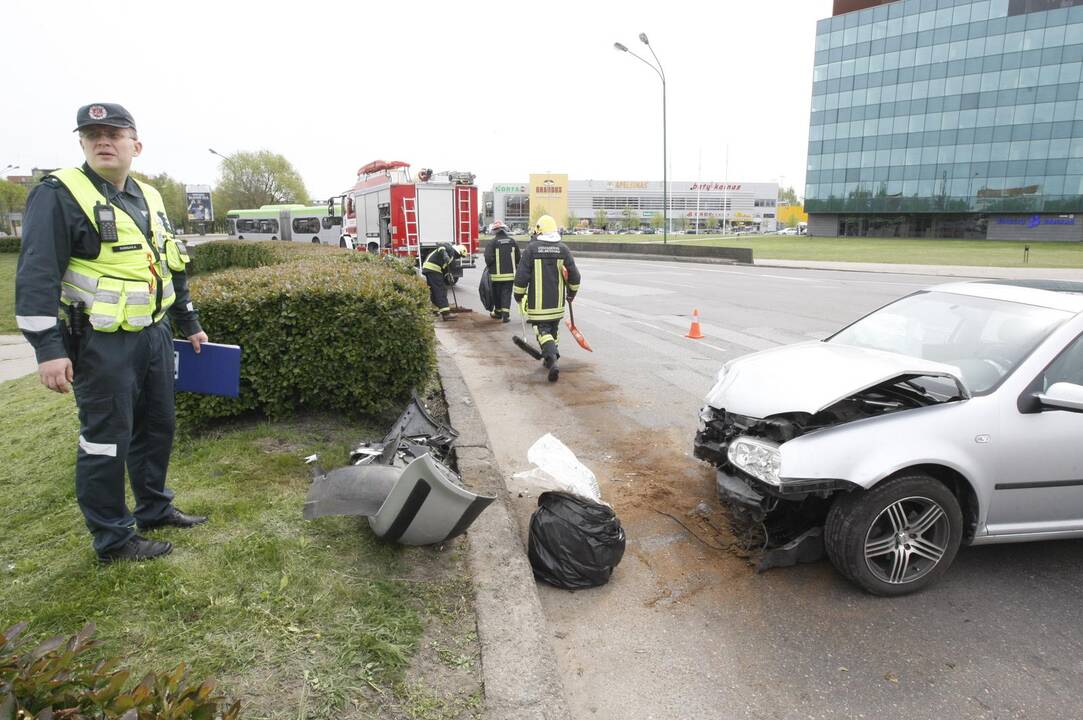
[422,242,466,320]
[512,215,581,382]
[483,221,520,322]
[15,103,209,563]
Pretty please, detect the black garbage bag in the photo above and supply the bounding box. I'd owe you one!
[478,267,494,312]
[528,491,626,590]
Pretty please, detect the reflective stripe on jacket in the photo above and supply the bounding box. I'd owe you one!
[512,239,581,321]
[422,245,453,274]
[50,168,189,332]
[484,234,521,282]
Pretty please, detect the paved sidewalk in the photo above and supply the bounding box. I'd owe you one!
[0,335,36,382]
[756,257,1083,279]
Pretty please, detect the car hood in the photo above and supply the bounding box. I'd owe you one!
[704,341,968,418]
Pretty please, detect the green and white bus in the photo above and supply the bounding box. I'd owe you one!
[226,203,345,246]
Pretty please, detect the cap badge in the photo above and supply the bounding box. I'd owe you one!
[88,105,108,120]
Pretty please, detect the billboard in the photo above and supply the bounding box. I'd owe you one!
[185,184,214,222]
[528,173,569,229]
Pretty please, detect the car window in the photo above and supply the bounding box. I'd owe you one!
[829,291,1071,394]
[1040,333,1083,390]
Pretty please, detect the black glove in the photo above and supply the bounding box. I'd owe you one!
[566,292,577,303]
[514,293,524,305]
[444,273,454,284]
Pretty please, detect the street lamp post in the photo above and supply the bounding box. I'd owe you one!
[614,34,667,245]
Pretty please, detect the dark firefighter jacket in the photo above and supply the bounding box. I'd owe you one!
[484,233,521,282]
[422,244,457,274]
[512,238,581,321]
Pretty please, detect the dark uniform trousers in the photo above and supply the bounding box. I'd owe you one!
[492,281,514,319]
[532,320,560,361]
[423,270,450,313]
[72,319,176,553]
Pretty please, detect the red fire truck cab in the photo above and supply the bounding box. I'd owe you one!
[339,160,478,268]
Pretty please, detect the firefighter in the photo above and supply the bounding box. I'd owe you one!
[422,243,467,320]
[483,221,520,322]
[15,103,208,563]
[512,215,581,382]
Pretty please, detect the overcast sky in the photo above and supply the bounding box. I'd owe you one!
[5,0,832,202]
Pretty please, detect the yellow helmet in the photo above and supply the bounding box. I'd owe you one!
[453,244,468,257]
[534,215,558,235]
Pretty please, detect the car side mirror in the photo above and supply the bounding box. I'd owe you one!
[1035,382,1083,413]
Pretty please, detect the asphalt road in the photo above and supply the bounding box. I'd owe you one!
[437,257,1083,720]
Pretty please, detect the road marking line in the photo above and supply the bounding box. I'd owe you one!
[630,320,727,352]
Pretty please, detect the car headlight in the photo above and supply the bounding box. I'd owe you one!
[727,436,781,486]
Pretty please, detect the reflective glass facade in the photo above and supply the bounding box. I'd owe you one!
[805,0,1083,218]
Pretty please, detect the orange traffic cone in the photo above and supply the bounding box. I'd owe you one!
[686,308,705,339]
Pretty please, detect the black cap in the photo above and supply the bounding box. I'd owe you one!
[74,103,136,132]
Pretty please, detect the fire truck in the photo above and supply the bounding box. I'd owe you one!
[339,160,478,268]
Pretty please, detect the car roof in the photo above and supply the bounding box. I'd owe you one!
[931,280,1083,313]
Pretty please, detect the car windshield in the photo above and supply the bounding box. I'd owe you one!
[828,290,1071,394]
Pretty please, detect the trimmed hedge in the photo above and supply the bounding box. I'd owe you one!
[0,237,19,253]
[176,242,435,426]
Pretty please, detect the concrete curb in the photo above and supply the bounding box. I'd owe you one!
[437,346,571,720]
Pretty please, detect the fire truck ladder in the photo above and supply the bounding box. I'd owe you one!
[402,196,420,256]
[455,186,473,262]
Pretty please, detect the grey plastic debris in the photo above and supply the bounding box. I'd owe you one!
[304,464,401,520]
[368,454,495,546]
[302,393,491,545]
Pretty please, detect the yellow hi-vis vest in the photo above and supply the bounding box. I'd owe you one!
[50,168,191,332]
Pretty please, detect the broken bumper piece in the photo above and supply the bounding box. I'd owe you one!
[303,393,493,546]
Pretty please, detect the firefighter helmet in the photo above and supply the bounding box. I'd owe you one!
[534,215,558,235]
[490,220,508,234]
[453,244,468,257]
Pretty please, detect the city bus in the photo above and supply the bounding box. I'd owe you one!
[226,203,344,245]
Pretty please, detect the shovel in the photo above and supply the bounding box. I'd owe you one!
[563,267,593,352]
[448,278,473,314]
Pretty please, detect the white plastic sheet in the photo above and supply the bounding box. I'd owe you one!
[513,433,601,502]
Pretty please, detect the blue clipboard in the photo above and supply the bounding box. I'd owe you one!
[173,340,241,397]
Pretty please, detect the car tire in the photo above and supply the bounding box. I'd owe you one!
[824,473,962,597]
[311,237,320,244]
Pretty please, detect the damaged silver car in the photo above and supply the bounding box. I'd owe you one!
[695,280,1083,596]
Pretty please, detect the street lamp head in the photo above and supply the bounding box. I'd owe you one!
[639,32,649,45]
[613,42,628,52]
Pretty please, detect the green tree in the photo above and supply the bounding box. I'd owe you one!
[593,209,607,229]
[620,207,637,229]
[566,211,578,230]
[706,215,720,231]
[131,171,186,230]
[530,203,549,228]
[650,212,664,230]
[212,150,310,215]
[779,186,799,205]
[0,180,28,234]
[673,215,687,231]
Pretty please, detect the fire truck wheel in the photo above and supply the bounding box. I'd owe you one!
[367,241,380,254]
[271,236,278,240]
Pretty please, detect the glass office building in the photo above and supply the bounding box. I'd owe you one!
[805,0,1083,240]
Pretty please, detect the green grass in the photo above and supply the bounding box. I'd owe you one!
[568,234,1083,268]
[0,374,481,719]
[1,253,17,333]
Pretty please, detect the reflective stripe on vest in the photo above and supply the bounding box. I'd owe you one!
[49,168,179,332]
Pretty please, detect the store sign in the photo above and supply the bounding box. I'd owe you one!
[609,181,648,189]
[494,184,526,193]
[535,178,563,194]
[995,214,1076,228]
[689,183,742,191]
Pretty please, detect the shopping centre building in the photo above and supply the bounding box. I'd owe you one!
[484,174,779,232]
[805,0,1083,240]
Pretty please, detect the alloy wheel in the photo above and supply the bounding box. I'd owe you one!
[863,495,951,585]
